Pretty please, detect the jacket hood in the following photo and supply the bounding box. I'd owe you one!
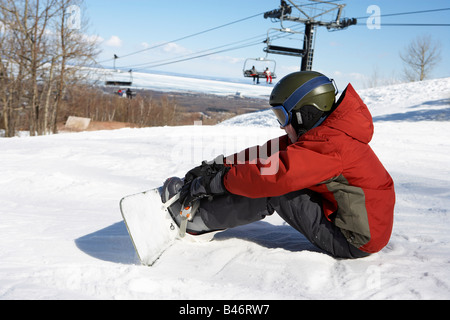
[322,84,374,144]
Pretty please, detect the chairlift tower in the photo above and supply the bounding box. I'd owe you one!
[264,0,357,71]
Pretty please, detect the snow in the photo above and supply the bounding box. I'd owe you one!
[1,76,450,300]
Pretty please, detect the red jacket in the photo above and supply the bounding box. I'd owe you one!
[223,84,395,253]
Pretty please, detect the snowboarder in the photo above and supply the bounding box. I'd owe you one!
[162,71,395,259]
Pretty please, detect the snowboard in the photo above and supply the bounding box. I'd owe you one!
[120,188,179,266]
[120,187,216,266]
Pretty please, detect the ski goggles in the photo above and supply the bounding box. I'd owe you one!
[271,76,334,128]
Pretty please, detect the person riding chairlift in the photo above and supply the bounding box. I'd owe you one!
[265,67,273,84]
[251,66,260,85]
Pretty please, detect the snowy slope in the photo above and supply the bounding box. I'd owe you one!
[1,77,450,300]
[220,77,450,127]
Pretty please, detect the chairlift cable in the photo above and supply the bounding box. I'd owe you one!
[356,23,450,27]
[354,7,450,20]
[97,11,268,65]
[120,34,267,70]
[119,27,297,71]
[132,40,264,72]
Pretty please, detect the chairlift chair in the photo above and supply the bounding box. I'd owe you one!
[243,57,277,79]
[263,28,305,58]
[105,69,133,87]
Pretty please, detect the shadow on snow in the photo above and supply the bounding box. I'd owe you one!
[75,220,319,265]
[373,99,450,122]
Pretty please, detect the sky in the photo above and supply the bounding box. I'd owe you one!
[83,0,450,89]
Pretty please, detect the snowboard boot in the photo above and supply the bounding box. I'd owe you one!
[161,177,211,236]
[161,177,184,225]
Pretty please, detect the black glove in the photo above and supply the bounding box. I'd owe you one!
[180,165,230,207]
[184,155,225,183]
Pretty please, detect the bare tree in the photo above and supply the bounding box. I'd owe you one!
[400,35,441,82]
[0,0,99,137]
[48,0,99,134]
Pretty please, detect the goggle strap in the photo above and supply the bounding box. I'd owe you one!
[283,76,332,113]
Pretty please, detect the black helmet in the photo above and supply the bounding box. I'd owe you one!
[270,71,336,133]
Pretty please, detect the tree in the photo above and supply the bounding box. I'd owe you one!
[0,0,99,137]
[49,0,100,134]
[400,35,441,82]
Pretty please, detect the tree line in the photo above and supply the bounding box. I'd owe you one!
[0,0,98,137]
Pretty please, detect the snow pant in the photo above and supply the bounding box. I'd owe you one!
[191,189,370,259]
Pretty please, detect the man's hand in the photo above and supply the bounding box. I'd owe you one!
[184,155,226,183]
[180,165,230,207]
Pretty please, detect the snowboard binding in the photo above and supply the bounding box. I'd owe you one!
[161,177,202,238]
